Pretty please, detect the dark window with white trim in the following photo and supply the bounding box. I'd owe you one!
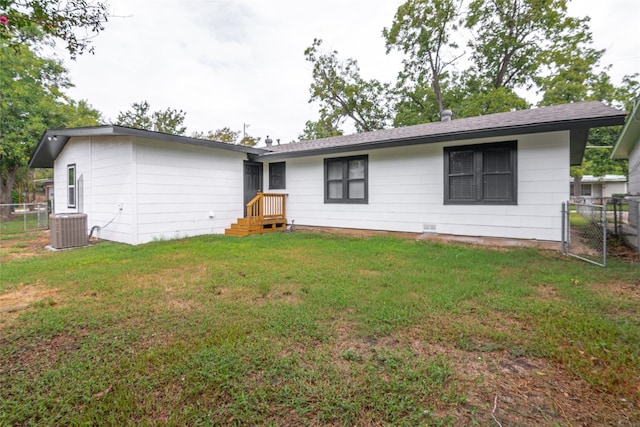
[67,164,76,208]
[324,155,368,203]
[570,183,592,197]
[269,162,286,190]
[444,142,517,205]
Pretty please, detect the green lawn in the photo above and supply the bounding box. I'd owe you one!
[1,232,638,425]
[0,210,48,238]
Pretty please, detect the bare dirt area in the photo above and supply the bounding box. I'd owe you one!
[454,350,637,426]
[608,235,640,262]
[331,322,638,426]
[0,285,60,328]
[0,229,51,260]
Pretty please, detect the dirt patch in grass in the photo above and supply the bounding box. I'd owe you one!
[327,319,638,425]
[0,230,51,260]
[608,235,640,262]
[0,285,60,326]
[400,326,638,426]
[211,282,304,306]
[589,279,640,301]
[464,353,636,426]
[534,284,565,302]
[358,269,382,277]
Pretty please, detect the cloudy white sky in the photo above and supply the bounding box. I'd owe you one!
[62,0,640,146]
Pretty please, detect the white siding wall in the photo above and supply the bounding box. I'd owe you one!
[133,138,244,244]
[53,136,135,243]
[274,131,569,242]
[55,136,246,245]
[601,182,628,198]
[89,137,136,243]
[54,137,91,217]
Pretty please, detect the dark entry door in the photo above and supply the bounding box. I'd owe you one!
[243,161,263,216]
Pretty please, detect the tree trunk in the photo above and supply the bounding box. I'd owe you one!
[573,176,582,199]
[428,52,445,114]
[0,166,18,220]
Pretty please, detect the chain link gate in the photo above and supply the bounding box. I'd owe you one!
[561,201,607,267]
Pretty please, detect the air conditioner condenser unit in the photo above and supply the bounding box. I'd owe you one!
[49,213,88,249]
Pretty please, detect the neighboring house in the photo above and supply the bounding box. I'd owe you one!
[569,175,628,202]
[611,97,640,196]
[32,179,54,204]
[611,96,640,239]
[30,101,625,246]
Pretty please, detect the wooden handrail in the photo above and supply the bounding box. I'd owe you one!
[246,192,287,227]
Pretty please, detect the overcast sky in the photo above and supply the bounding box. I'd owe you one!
[62,0,640,146]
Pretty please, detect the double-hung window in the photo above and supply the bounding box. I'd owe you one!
[444,141,517,205]
[67,164,76,208]
[324,155,368,203]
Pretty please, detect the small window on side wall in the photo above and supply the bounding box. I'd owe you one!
[324,155,368,204]
[67,164,76,208]
[444,141,517,205]
[269,162,286,190]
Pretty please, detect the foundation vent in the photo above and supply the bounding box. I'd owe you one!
[423,223,437,233]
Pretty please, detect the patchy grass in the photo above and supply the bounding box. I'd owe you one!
[0,214,50,260]
[0,232,639,426]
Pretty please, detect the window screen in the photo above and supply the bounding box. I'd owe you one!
[444,142,517,205]
[324,156,368,203]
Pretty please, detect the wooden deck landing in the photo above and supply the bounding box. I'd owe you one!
[224,192,287,236]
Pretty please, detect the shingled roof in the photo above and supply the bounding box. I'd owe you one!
[30,125,264,168]
[257,101,625,165]
[29,102,626,169]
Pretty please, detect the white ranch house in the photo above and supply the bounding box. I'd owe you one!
[569,175,628,202]
[611,96,640,249]
[611,97,640,197]
[30,101,626,246]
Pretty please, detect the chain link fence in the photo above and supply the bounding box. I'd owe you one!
[609,197,639,257]
[562,200,607,267]
[0,203,50,237]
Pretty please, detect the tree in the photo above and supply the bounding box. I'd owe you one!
[298,118,343,140]
[304,38,392,134]
[238,135,260,147]
[0,41,101,215]
[115,101,187,135]
[577,74,639,179]
[191,127,261,146]
[0,0,109,58]
[303,0,635,171]
[391,83,443,126]
[384,0,463,115]
[191,127,241,143]
[465,0,590,91]
[448,73,530,117]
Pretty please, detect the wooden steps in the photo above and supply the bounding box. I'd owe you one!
[224,217,288,236]
[225,192,288,236]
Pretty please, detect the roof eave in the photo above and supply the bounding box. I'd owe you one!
[29,125,268,168]
[257,115,625,162]
[611,98,640,160]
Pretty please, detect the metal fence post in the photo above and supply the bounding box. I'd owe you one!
[637,201,640,258]
[602,205,607,267]
[612,198,618,236]
[561,202,566,253]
